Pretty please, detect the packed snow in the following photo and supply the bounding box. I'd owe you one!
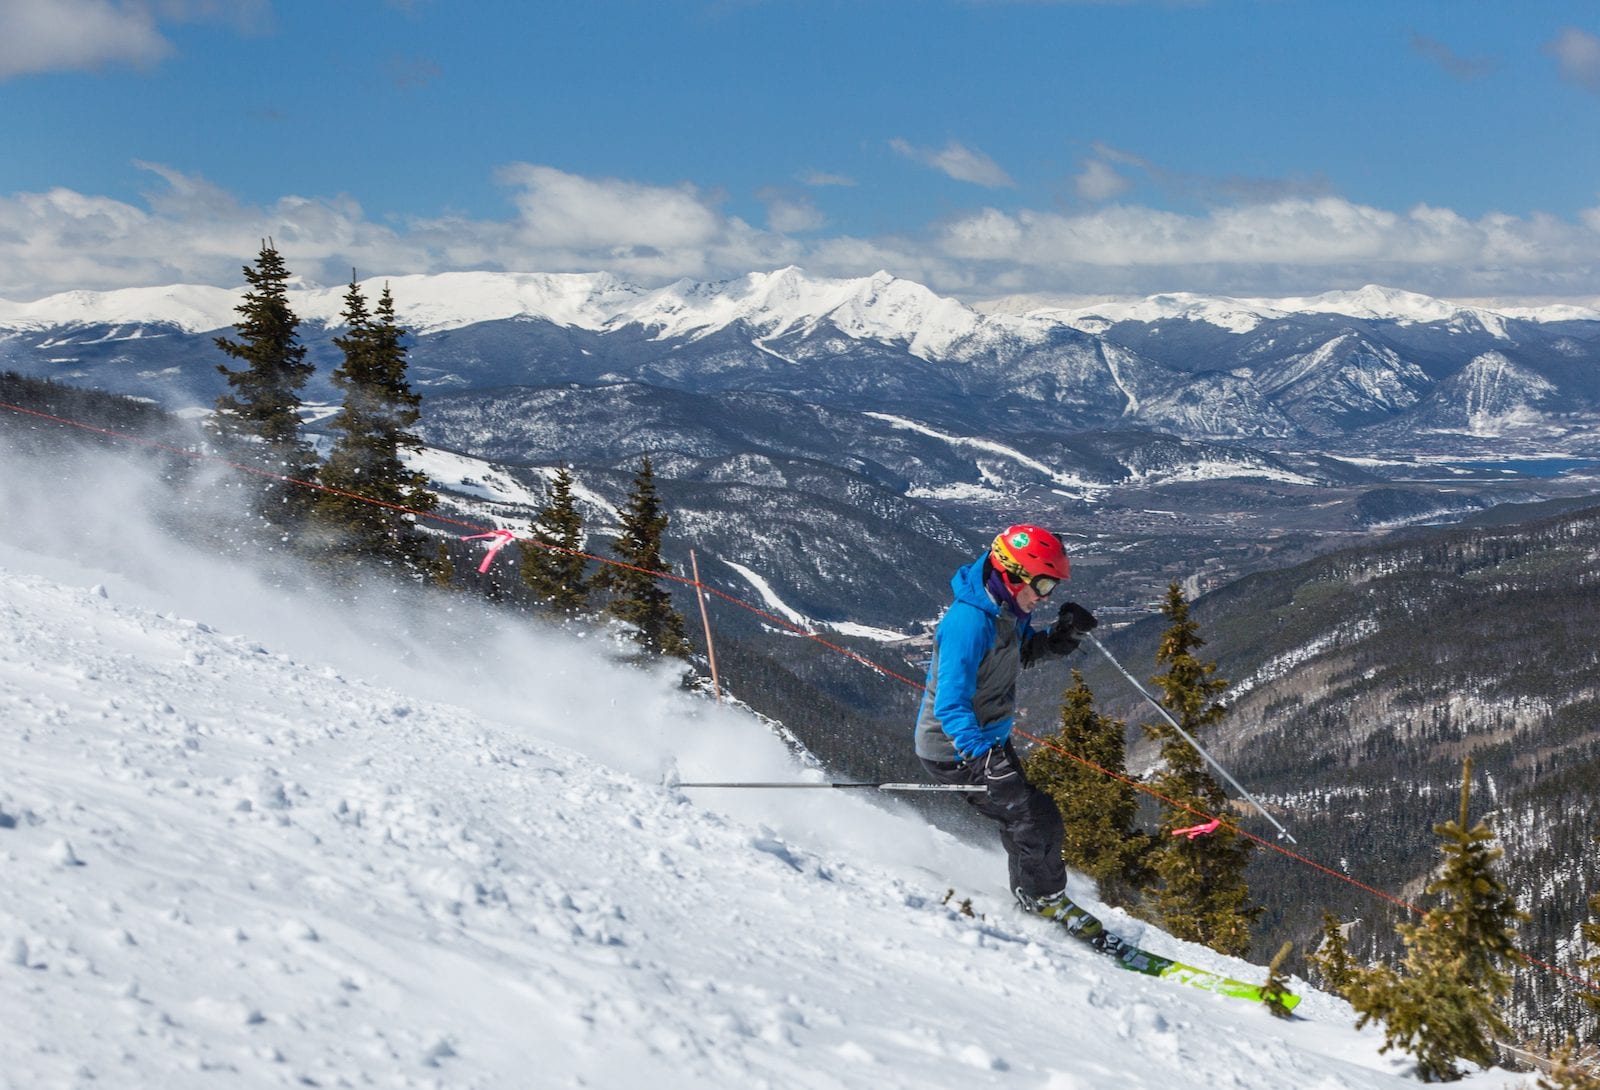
[0,441,1537,1089]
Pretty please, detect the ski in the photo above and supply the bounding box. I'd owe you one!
[1157,961,1296,1006]
[1037,894,1301,1010]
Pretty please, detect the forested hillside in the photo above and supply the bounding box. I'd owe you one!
[1066,499,1600,1046]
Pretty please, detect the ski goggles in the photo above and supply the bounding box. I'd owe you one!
[1026,574,1060,597]
[1001,565,1060,597]
[994,551,1061,597]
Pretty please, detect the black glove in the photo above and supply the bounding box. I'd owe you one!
[972,744,1029,810]
[1059,602,1098,635]
[1046,602,1097,653]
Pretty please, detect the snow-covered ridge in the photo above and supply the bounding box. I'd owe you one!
[0,272,651,336]
[0,267,1000,353]
[636,267,993,359]
[976,284,1600,335]
[5,268,1595,344]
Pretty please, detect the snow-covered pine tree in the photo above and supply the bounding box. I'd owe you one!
[1024,670,1150,907]
[1142,582,1260,957]
[520,464,591,614]
[593,456,691,659]
[212,240,319,527]
[1348,757,1527,1083]
[313,277,437,574]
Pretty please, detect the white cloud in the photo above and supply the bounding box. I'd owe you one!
[1088,141,1151,170]
[933,195,1600,296]
[889,138,1016,188]
[0,0,269,80]
[493,164,725,252]
[0,164,419,297]
[0,0,171,77]
[476,164,803,281]
[758,190,826,234]
[1547,27,1600,93]
[3,163,1600,303]
[0,162,811,298]
[1074,159,1130,202]
[944,197,1412,266]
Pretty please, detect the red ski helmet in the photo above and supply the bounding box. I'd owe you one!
[990,524,1069,594]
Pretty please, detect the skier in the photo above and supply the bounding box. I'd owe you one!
[914,524,1097,918]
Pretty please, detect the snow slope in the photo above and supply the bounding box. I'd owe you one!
[0,445,1535,1089]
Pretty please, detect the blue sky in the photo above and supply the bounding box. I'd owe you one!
[2,0,1599,303]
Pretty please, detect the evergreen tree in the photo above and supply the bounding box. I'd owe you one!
[312,277,437,572]
[1348,758,1527,1083]
[213,239,319,525]
[520,464,591,613]
[431,541,455,591]
[1307,911,1358,996]
[1024,670,1150,905]
[1538,1043,1600,1090]
[593,456,691,658]
[1142,581,1261,956]
[1583,835,1600,1018]
[1263,940,1298,1019]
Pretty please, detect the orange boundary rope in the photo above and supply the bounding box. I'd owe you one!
[4,395,1598,999]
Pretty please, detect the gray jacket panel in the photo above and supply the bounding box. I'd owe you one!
[914,603,1024,762]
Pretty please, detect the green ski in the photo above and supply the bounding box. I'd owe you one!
[1036,893,1300,1011]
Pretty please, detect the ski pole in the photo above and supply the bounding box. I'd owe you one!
[676,781,987,793]
[1083,632,1296,843]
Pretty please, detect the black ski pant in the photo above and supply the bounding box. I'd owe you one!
[920,741,1066,903]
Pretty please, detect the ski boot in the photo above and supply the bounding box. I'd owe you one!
[1019,888,1169,973]
[1022,888,1107,940]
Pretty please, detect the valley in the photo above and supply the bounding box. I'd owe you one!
[5,269,1600,1045]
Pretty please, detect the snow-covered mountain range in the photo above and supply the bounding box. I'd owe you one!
[3,268,1597,339]
[0,268,995,344]
[979,283,1600,337]
[4,267,1596,456]
[7,263,1600,643]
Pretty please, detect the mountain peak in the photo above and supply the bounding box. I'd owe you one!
[1290,283,1464,323]
[975,282,1570,338]
[4,269,1593,346]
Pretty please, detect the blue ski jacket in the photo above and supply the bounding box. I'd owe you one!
[914,554,1044,763]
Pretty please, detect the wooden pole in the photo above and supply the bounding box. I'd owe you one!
[689,549,721,703]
